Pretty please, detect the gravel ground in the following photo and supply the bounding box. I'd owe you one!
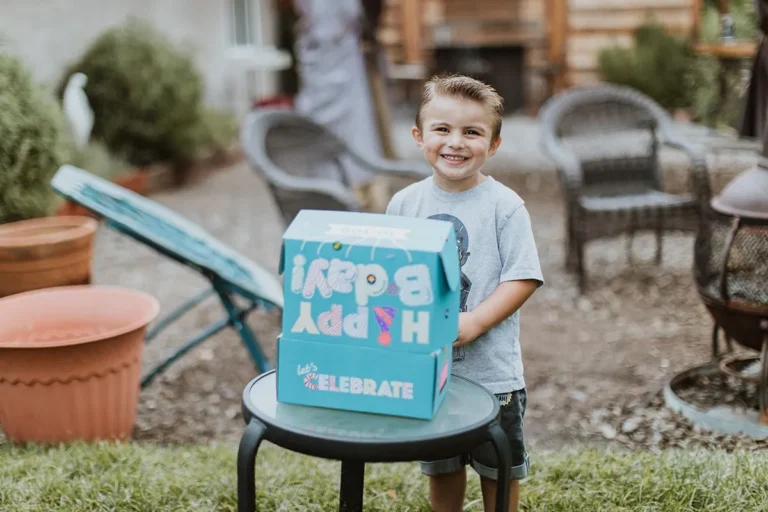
[1,116,761,452]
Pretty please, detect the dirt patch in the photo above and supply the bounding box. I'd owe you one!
[493,172,710,449]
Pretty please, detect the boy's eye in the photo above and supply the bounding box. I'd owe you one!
[466,130,478,136]
[435,127,448,132]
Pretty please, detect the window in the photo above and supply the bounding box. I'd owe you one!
[231,0,264,46]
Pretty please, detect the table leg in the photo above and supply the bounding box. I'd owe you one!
[338,460,365,512]
[487,421,513,512]
[237,419,267,512]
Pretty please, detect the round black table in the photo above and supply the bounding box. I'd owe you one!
[237,370,511,512]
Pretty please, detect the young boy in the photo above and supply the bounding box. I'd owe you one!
[385,74,544,512]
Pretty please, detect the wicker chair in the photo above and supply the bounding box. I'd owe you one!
[242,108,430,226]
[539,83,711,293]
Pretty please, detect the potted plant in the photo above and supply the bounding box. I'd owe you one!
[55,18,241,190]
[55,141,147,217]
[56,18,206,169]
[0,49,102,296]
[597,22,699,118]
[0,49,70,223]
[0,285,160,443]
[0,216,99,298]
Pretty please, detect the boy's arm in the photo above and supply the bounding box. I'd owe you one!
[455,204,543,347]
[455,280,538,347]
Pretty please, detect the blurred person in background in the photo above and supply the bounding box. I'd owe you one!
[740,0,768,145]
[289,0,391,212]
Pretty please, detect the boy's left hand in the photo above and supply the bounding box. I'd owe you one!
[454,312,484,348]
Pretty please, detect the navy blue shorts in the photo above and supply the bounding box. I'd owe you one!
[420,389,529,480]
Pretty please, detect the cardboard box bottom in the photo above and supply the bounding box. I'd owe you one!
[277,337,452,420]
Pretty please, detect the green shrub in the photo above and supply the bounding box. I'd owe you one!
[58,18,206,166]
[0,51,71,223]
[699,0,758,43]
[598,21,699,112]
[690,0,759,128]
[194,106,239,155]
[68,141,131,182]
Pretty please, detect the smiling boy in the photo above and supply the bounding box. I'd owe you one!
[385,74,544,512]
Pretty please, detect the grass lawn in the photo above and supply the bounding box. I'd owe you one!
[1,441,767,511]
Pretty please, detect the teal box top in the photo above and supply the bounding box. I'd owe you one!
[278,210,460,353]
[276,336,453,420]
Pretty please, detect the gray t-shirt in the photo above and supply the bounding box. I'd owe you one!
[385,176,544,393]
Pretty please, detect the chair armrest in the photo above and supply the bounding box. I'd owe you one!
[345,146,432,180]
[540,133,584,203]
[659,124,712,203]
[266,164,363,212]
[241,117,362,212]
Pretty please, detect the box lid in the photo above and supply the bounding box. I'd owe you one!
[279,210,460,291]
[283,210,455,252]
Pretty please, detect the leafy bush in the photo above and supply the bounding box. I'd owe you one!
[160,105,240,162]
[690,0,759,128]
[68,141,131,182]
[599,2,760,128]
[598,22,699,112]
[0,51,71,223]
[57,18,206,166]
[699,0,758,43]
[195,106,239,155]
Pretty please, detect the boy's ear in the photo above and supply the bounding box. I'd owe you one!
[488,135,502,156]
[411,126,424,147]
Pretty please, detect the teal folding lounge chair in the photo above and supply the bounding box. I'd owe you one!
[51,165,284,388]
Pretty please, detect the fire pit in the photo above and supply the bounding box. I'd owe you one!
[693,149,768,422]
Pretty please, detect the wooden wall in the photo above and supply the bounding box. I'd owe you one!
[378,0,551,110]
[378,0,696,105]
[566,0,695,87]
[379,0,547,65]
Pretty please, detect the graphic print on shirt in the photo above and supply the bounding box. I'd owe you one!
[428,213,471,363]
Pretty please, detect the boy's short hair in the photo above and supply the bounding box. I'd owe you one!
[415,73,504,142]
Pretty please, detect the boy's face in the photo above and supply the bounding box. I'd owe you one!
[412,94,501,192]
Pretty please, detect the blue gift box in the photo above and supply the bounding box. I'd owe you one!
[276,336,453,419]
[276,209,461,419]
[278,210,460,353]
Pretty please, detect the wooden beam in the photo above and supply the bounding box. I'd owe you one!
[547,0,568,92]
[422,29,545,48]
[401,0,423,64]
[568,24,691,36]
[569,9,692,32]
[693,41,757,59]
[691,0,702,40]
[570,0,691,9]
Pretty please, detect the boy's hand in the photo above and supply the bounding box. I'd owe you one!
[454,312,484,348]
[452,280,539,349]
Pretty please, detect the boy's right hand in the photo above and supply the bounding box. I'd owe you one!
[454,312,483,348]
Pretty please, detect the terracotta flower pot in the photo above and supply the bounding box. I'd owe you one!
[0,285,160,444]
[0,216,98,298]
[55,201,97,219]
[113,168,149,194]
